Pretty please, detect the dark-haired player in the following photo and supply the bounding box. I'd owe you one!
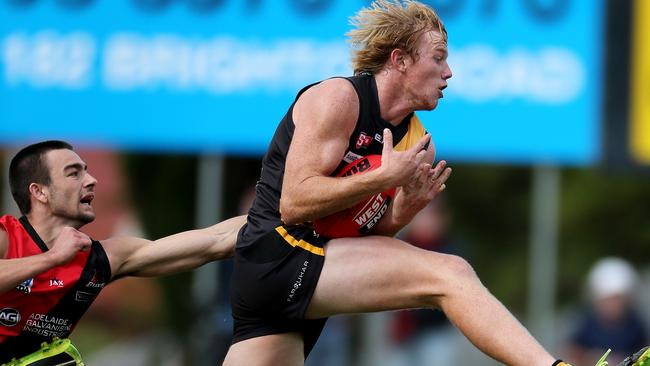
[0,140,245,364]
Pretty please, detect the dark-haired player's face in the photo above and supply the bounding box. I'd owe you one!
[403,30,452,111]
[43,149,97,226]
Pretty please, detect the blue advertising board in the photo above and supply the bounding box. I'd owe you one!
[0,0,603,164]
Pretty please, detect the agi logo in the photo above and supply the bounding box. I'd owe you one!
[0,308,21,327]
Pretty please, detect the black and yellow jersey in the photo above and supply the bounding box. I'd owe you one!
[237,73,427,249]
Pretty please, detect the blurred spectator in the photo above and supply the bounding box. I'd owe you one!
[384,199,462,366]
[566,257,648,365]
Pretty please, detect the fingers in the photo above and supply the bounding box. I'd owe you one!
[382,129,393,156]
[440,166,452,182]
[61,227,92,250]
[428,165,452,195]
[429,160,447,181]
[409,161,451,188]
[414,146,428,164]
[80,234,92,251]
[409,133,431,154]
[414,163,429,185]
[410,134,432,166]
[78,232,92,251]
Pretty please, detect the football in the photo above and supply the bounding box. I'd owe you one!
[313,154,396,238]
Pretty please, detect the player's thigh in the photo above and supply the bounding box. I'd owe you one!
[304,235,475,319]
[223,333,304,366]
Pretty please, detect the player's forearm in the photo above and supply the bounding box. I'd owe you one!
[280,171,392,225]
[202,215,245,259]
[123,216,244,278]
[122,232,216,277]
[0,254,61,294]
[371,188,425,236]
[370,205,410,237]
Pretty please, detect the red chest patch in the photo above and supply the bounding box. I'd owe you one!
[355,132,373,149]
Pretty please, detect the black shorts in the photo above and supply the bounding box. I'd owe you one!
[230,225,329,357]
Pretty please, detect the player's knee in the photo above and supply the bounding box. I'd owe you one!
[444,255,477,282]
[434,254,480,298]
[417,254,480,308]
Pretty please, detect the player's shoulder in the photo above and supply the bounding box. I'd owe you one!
[294,78,359,131]
[317,77,357,93]
[299,78,358,110]
[316,77,357,101]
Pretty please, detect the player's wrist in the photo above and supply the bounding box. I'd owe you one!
[44,249,68,267]
[383,205,412,231]
[365,166,397,193]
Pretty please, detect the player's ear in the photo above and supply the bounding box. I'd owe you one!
[389,48,408,72]
[28,183,48,204]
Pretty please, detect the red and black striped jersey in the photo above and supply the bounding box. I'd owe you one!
[0,214,111,363]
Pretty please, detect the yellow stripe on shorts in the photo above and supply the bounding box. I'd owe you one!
[275,226,325,256]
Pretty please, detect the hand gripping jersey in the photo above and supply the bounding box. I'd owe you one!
[237,72,428,247]
[0,215,111,363]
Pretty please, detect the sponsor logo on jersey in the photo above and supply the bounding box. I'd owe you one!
[355,132,373,149]
[287,260,309,303]
[75,291,96,303]
[374,133,383,143]
[49,278,64,287]
[86,272,106,289]
[16,278,34,294]
[353,194,392,235]
[0,308,21,327]
[24,313,72,337]
[343,151,364,164]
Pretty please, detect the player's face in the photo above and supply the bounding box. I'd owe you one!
[43,149,97,226]
[403,30,452,111]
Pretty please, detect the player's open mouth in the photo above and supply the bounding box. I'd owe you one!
[80,193,94,206]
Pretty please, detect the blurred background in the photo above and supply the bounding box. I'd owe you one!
[1,0,649,365]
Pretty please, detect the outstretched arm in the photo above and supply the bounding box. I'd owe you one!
[105,215,246,279]
[0,227,92,294]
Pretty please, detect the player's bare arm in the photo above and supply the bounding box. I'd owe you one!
[0,226,91,294]
[281,78,431,224]
[104,215,246,279]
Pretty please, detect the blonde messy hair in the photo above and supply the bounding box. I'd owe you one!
[347,0,447,75]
